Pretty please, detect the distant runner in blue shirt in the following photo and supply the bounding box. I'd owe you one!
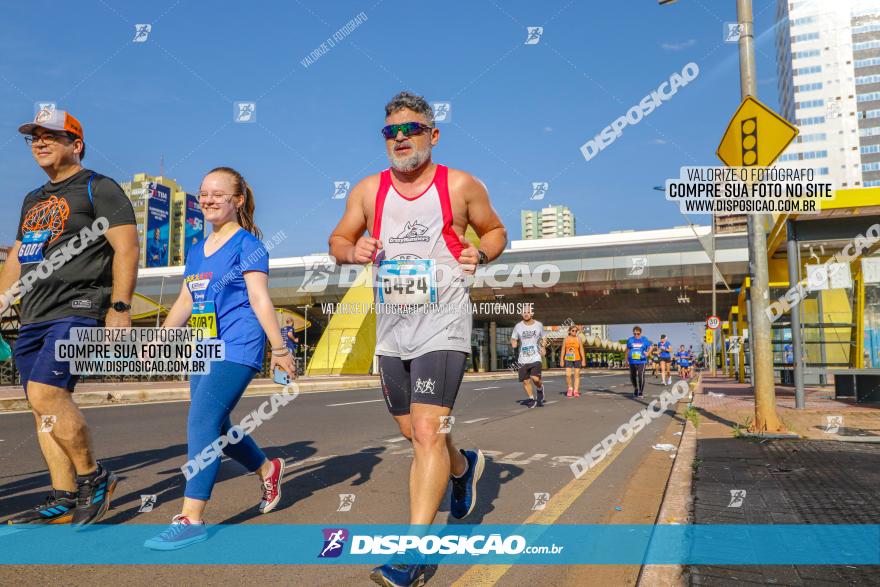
[145,166,296,551]
[676,345,692,380]
[626,326,652,398]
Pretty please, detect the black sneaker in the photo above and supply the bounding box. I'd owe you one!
[536,387,545,406]
[72,464,118,526]
[526,398,537,409]
[6,491,77,525]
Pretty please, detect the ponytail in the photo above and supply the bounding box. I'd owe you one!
[207,166,263,240]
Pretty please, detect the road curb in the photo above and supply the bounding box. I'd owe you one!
[637,376,700,587]
[0,368,592,412]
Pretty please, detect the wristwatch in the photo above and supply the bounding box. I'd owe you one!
[111,301,131,312]
[477,250,489,265]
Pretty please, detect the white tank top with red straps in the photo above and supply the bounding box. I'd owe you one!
[371,164,471,359]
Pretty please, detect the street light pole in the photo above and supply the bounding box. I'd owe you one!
[737,0,782,432]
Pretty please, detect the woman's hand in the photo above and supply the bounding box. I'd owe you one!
[271,350,296,379]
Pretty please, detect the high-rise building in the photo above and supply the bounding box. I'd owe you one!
[120,173,204,267]
[582,324,608,340]
[520,205,576,239]
[775,0,880,188]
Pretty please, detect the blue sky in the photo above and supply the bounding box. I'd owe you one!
[1,1,782,348]
[0,0,783,252]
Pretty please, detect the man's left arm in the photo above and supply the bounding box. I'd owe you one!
[457,173,507,272]
[104,225,139,327]
[94,177,139,327]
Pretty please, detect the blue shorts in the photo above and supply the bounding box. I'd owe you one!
[14,316,99,396]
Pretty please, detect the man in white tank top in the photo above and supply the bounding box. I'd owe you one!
[330,92,507,587]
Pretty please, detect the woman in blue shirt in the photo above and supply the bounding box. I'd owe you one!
[145,167,295,550]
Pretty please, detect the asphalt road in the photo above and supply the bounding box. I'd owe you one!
[0,370,685,586]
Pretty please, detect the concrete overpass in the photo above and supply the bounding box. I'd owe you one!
[131,225,749,327]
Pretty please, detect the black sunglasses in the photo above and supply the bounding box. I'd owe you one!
[381,122,433,140]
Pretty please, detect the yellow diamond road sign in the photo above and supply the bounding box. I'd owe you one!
[716,95,799,167]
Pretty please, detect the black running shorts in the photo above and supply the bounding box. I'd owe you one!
[518,361,542,382]
[378,351,467,416]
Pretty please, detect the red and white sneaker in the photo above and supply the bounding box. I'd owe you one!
[566,388,573,397]
[259,458,285,513]
[574,390,581,398]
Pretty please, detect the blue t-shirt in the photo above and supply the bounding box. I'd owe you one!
[281,325,298,352]
[658,340,672,359]
[183,229,269,370]
[626,336,652,364]
[783,343,793,364]
[676,351,691,367]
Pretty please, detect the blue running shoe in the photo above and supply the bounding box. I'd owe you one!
[6,491,76,525]
[144,514,208,551]
[370,564,435,587]
[450,449,484,519]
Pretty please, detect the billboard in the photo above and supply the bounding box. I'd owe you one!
[145,182,170,267]
[184,193,204,261]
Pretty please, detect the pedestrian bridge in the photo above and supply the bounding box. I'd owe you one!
[125,225,749,374]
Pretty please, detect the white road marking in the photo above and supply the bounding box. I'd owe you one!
[543,400,559,405]
[384,436,408,443]
[326,399,385,407]
[463,417,490,424]
[472,386,500,391]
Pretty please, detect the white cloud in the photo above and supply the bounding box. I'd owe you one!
[543,126,553,133]
[661,39,697,51]
[651,138,668,145]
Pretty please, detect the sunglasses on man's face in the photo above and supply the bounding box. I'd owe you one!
[381,122,433,140]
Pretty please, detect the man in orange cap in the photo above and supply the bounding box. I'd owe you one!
[0,108,139,525]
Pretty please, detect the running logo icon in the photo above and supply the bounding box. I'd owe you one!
[133,24,152,43]
[333,181,351,200]
[823,415,843,434]
[234,102,256,123]
[34,102,56,120]
[532,492,550,511]
[432,102,451,123]
[337,494,356,512]
[414,378,436,395]
[437,415,455,434]
[298,257,336,293]
[727,489,746,508]
[138,494,157,512]
[724,22,744,43]
[530,182,549,201]
[319,528,349,558]
[39,415,57,433]
[388,220,430,244]
[524,27,544,45]
[629,256,648,276]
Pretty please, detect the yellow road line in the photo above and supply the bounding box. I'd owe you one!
[451,434,636,586]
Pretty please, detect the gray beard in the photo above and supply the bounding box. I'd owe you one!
[389,144,432,172]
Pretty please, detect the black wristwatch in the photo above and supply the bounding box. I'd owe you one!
[111,301,131,313]
[477,250,489,265]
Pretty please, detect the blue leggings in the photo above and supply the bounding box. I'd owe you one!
[185,361,266,501]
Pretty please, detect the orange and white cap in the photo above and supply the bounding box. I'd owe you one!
[18,108,84,140]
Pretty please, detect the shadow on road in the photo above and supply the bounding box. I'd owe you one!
[216,445,384,525]
[443,457,524,525]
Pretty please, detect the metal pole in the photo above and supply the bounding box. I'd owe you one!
[738,0,780,431]
[786,220,806,408]
[156,275,166,327]
[711,215,717,377]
